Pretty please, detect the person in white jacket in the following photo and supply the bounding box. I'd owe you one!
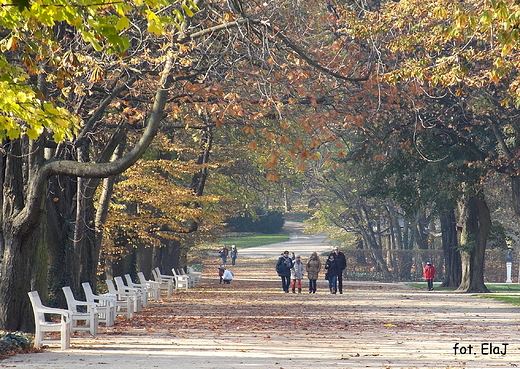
[291,255,305,293]
[223,269,234,284]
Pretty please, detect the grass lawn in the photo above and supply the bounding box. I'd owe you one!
[407,282,520,292]
[406,282,453,291]
[220,233,290,249]
[407,282,520,306]
[478,294,520,306]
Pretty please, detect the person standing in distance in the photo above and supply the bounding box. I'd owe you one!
[306,252,321,293]
[230,245,238,266]
[219,245,229,266]
[325,253,339,294]
[276,251,293,293]
[329,246,346,294]
[290,255,304,293]
[423,261,436,291]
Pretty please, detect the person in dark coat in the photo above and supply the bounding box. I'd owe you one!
[219,245,229,266]
[230,245,238,266]
[329,246,347,294]
[325,253,340,294]
[276,250,293,293]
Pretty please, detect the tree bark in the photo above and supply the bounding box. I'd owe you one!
[456,193,491,293]
[440,208,461,288]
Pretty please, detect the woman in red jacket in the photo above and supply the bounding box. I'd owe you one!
[423,261,436,291]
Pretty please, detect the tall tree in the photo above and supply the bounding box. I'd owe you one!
[0,0,200,330]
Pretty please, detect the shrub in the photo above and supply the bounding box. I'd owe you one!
[225,208,285,234]
[0,331,35,359]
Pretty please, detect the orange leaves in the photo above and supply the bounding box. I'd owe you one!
[266,152,278,170]
[298,162,308,171]
[242,125,255,135]
[266,172,279,181]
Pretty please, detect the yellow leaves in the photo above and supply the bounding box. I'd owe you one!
[1,36,18,52]
[89,65,105,83]
[480,10,494,25]
[146,10,164,36]
[116,16,130,31]
[433,6,448,19]
[224,12,234,21]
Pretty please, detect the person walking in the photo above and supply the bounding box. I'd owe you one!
[276,250,293,293]
[306,252,321,293]
[329,246,347,294]
[230,245,238,266]
[291,255,304,293]
[219,245,229,266]
[324,253,340,294]
[423,261,436,291]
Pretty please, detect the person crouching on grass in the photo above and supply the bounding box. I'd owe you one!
[291,255,304,293]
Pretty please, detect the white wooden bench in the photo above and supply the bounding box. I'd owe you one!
[81,282,116,326]
[28,291,71,350]
[62,286,99,335]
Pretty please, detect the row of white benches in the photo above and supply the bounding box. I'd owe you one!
[28,267,202,350]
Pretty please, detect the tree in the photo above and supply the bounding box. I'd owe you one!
[0,0,200,330]
[315,0,520,291]
[2,0,383,330]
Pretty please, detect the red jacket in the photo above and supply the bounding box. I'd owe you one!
[423,265,436,279]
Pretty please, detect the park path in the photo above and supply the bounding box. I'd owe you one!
[3,222,520,368]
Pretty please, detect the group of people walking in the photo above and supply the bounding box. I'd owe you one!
[276,246,346,294]
[218,244,238,266]
[219,243,436,292]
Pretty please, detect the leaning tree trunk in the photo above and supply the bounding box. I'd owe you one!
[456,194,491,293]
[0,57,174,331]
[440,208,461,288]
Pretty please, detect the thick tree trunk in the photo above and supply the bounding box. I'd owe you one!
[440,208,461,288]
[456,194,491,293]
[511,175,520,220]
[0,58,174,331]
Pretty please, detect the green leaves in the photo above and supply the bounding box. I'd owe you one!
[0,0,199,142]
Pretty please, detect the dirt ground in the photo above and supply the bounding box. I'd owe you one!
[3,224,520,368]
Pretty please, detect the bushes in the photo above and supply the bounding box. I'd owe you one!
[225,208,285,234]
[0,331,35,359]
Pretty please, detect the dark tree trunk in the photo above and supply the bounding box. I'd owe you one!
[456,194,491,293]
[0,58,173,331]
[440,208,461,288]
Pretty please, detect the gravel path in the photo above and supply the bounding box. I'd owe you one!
[3,222,520,368]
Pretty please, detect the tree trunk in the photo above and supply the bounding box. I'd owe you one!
[0,137,46,332]
[0,57,174,331]
[456,194,491,293]
[440,208,461,288]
